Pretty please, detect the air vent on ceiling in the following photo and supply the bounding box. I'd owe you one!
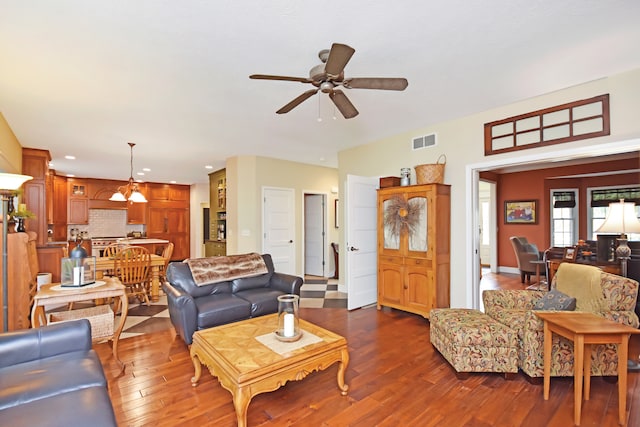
[412,133,436,150]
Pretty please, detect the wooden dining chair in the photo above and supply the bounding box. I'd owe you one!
[114,246,151,306]
[159,242,174,285]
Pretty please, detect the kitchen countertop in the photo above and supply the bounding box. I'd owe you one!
[118,238,169,244]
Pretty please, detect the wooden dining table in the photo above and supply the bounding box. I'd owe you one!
[95,254,165,302]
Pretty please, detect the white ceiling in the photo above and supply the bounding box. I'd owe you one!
[1,1,640,185]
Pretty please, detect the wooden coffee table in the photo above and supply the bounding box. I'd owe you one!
[190,314,349,427]
[536,311,640,426]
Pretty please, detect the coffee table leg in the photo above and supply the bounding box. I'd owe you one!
[191,353,202,386]
[574,334,584,426]
[233,387,251,427]
[337,348,350,396]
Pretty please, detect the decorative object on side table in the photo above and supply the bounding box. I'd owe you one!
[61,238,96,287]
[11,205,35,232]
[0,173,33,332]
[563,246,577,262]
[276,294,302,342]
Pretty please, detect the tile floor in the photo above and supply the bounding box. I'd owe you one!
[46,277,347,340]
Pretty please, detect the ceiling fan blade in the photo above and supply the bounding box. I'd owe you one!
[250,74,312,84]
[343,77,409,91]
[276,89,319,114]
[324,43,355,77]
[329,89,359,119]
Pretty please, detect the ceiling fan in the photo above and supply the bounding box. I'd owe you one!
[249,43,408,119]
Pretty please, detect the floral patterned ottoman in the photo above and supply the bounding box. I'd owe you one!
[429,308,519,378]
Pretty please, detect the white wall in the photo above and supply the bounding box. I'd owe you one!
[339,68,640,309]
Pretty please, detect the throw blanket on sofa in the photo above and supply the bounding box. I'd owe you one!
[186,253,268,286]
[555,263,606,312]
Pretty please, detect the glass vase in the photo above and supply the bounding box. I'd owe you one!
[276,294,301,342]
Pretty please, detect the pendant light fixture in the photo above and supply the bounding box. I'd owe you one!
[109,142,147,203]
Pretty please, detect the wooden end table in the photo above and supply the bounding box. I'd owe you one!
[536,311,640,426]
[190,314,349,427]
[30,277,129,368]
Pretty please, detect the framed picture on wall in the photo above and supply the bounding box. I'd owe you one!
[335,199,340,228]
[504,200,537,224]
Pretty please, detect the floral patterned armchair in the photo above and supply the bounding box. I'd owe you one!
[483,266,639,378]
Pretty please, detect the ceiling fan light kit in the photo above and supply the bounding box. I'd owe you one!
[250,43,408,119]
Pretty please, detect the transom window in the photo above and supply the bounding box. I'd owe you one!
[484,94,610,156]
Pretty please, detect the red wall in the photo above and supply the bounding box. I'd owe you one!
[488,157,640,268]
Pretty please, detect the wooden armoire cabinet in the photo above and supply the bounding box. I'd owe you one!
[0,232,38,331]
[377,183,450,318]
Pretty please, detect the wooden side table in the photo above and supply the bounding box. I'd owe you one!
[30,277,129,368]
[536,311,640,425]
[530,260,547,290]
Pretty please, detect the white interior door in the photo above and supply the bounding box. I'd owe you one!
[263,187,296,275]
[304,194,325,276]
[346,174,378,310]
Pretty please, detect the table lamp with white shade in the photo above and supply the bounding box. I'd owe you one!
[595,199,640,277]
[0,173,33,332]
[595,198,640,371]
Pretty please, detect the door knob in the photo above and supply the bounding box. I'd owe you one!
[349,246,360,251]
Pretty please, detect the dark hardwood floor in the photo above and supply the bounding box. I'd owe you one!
[95,271,640,426]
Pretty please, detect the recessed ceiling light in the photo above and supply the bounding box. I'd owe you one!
[137,172,145,176]
[66,174,75,177]
[49,162,55,168]
[65,155,76,160]
[205,165,213,169]
[170,180,176,184]
[136,179,144,183]
[142,168,151,172]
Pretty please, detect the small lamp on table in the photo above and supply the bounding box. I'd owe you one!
[596,198,640,371]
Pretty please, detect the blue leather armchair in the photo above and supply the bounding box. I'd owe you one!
[0,319,117,426]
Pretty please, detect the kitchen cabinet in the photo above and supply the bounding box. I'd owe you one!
[67,178,89,224]
[205,241,226,257]
[22,148,51,246]
[36,244,66,284]
[127,201,146,224]
[377,184,450,318]
[147,207,189,260]
[208,168,227,256]
[46,175,68,241]
[147,183,189,202]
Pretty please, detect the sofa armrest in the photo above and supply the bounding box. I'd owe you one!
[269,272,303,296]
[483,289,543,314]
[0,319,92,368]
[163,281,198,345]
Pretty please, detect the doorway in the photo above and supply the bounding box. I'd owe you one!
[303,193,327,277]
[263,187,296,275]
[468,139,640,310]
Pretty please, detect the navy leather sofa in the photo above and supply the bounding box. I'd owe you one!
[164,253,303,345]
[0,319,117,426]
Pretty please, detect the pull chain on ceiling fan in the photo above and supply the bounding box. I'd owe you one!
[250,43,408,119]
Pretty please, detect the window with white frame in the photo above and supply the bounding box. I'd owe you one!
[550,190,578,246]
[589,186,640,240]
